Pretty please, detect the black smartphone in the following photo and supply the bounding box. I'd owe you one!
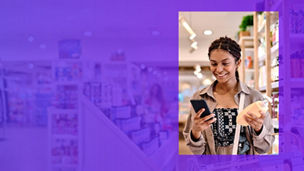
[190,99,212,118]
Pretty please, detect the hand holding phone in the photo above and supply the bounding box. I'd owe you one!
[190,99,211,118]
[190,99,216,139]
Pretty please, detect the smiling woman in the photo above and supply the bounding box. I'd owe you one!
[183,36,275,155]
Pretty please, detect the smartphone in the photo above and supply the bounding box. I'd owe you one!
[190,99,212,118]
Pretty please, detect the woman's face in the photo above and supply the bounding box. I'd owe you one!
[209,49,240,83]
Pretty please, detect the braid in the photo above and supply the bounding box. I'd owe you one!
[208,36,241,80]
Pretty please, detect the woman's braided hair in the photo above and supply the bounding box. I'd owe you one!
[208,36,241,80]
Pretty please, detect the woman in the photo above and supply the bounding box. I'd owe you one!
[144,84,168,123]
[183,36,274,154]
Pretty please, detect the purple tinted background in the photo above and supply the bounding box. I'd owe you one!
[0,0,303,171]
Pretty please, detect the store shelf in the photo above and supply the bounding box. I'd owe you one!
[81,94,176,171]
[246,69,255,72]
[51,134,78,139]
[239,36,254,48]
[259,44,279,62]
[259,81,279,92]
[258,20,266,33]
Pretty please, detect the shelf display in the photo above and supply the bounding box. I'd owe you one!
[51,112,78,135]
[54,85,79,109]
[54,62,82,82]
[49,61,82,171]
[0,62,53,126]
[82,61,172,158]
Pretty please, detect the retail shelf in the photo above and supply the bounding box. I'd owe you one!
[258,20,266,33]
[239,36,254,41]
[246,69,255,72]
[259,44,279,62]
[244,47,254,51]
[259,81,279,92]
[81,95,176,171]
[51,134,78,139]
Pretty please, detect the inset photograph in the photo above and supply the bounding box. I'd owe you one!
[178,12,279,155]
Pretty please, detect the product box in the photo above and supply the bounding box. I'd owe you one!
[115,116,141,133]
[51,138,79,165]
[111,106,131,120]
[130,127,151,144]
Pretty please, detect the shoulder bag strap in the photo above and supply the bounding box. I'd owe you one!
[232,92,245,155]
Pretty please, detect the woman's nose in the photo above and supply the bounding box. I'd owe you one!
[216,64,223,72]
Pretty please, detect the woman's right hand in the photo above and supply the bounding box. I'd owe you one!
[191,108,216,139]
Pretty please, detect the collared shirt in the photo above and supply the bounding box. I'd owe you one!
[183,80,275,155]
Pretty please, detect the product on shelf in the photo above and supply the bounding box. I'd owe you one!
[51,137,79,165]
[90,82,102,106]
[245,56,253,69]
[51,112,78,135]
[54,62,82,82]
[130,127,151,144]
[271,91,279,119]
[259,66,266,88]
[115,116,141,133]
[271,66,279,82]
[271,55,279,67]
[83,81,113,109]
[270,21,279,46]
[33,92,52,126]
[110,105,131,120]
[258,12,265,31]
[54,85,78,109]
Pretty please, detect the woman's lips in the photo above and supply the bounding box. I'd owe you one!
[216,73,227,78]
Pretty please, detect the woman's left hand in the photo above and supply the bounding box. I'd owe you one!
[244,111,265,133]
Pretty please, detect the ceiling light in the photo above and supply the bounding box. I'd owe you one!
[204,30,213,35]
[179,17,196,36]
[27,36,34,42]
[191,41,198,49]
[189,33,196,40]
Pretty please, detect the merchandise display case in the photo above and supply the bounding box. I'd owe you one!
[48,61,83,171]
[80,60,177,170]
[254,11,279,154]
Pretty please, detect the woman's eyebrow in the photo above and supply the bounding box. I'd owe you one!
[210,58,230,63]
